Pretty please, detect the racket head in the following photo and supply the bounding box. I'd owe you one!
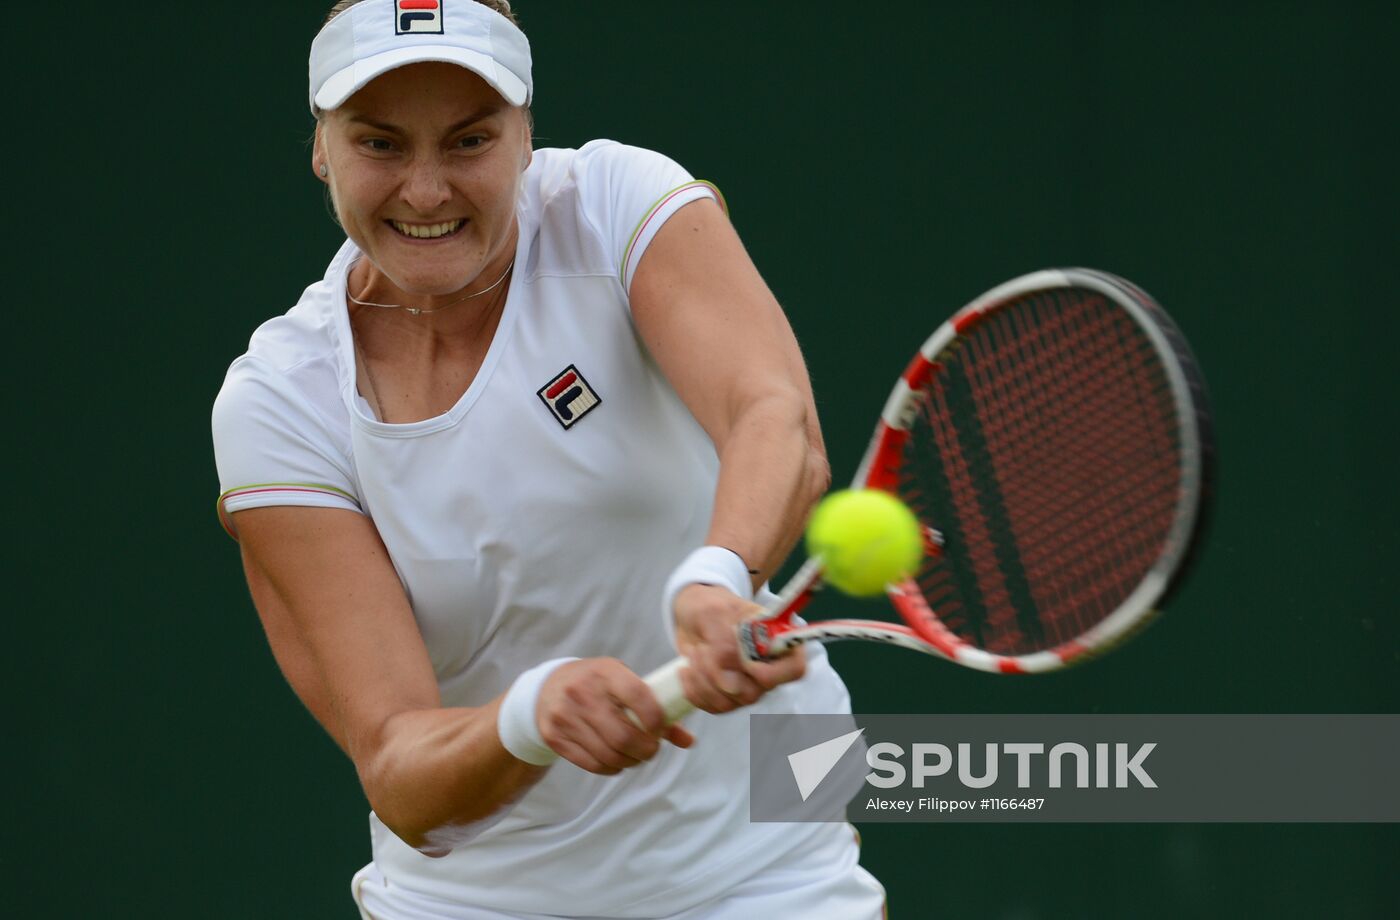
[857,268,1214,673]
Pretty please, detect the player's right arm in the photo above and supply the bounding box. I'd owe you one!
[233,504,688,853]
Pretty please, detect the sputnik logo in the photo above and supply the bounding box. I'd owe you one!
[788,728,866,801]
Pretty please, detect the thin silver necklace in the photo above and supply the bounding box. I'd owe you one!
[346,259,515,316]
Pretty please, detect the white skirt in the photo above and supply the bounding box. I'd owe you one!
[352,822,886,920]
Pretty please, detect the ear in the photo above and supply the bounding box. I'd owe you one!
[312,123,329,183]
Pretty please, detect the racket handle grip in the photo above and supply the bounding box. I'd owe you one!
[643,656,696,725]
[642,611,791,725]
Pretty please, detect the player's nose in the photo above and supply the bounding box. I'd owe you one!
[400,157,452,213]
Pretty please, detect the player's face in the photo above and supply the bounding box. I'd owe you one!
[316,62,531,298]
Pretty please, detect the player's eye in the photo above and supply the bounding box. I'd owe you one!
[363,137,395,152]
[456,134,487,150]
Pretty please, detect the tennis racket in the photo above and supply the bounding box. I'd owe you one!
[646,267,1214,723]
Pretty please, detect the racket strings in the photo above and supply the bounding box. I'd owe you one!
[982,295,1178,634]
[921,380,1006,649]
[901,288,1182,655]
[983,294,1176,644]
[979,297,1177,646]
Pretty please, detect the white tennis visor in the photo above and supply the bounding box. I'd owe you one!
[309,0,533,114]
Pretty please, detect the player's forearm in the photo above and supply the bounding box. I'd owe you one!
[706,392,830,583]
[359,700,544,851]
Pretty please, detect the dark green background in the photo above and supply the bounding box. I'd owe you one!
[14,2,1398,917]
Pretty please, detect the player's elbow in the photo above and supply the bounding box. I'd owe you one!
[355,719,433,849]
[359,759,446,854]
[362,766,503,858]
[357,747,412,841]
[355,710,520,855]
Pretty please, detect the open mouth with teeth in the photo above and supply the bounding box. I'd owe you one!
[388,218,466,240]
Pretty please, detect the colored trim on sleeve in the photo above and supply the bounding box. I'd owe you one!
[619,180,728,290]
[216,482,361,540]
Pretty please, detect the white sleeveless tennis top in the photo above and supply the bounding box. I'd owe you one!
[212,140,851,917]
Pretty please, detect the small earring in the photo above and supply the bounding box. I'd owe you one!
[319,164,328,177]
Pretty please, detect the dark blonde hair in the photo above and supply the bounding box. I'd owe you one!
[323,0,519,26]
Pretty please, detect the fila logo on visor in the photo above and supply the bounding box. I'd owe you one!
[538,365,602,430]
[396,0,444,35]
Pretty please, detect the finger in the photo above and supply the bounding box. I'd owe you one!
[610,676,668,736]
[691,635,765,704]
[551,737,622,776]
[742,645,808,690]
[541,708,629,768]
[679,658,741,714]
[697,619,746,672]
[537,706,585,756]
[581,703,661,766]
[665,724,695,748]
[552,670,659,767]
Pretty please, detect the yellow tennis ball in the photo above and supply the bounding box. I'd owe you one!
[805,489,924,597]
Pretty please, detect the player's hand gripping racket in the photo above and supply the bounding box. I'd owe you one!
[646,267,1214,723]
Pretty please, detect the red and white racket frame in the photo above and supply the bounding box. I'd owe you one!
[644,268,1210,719]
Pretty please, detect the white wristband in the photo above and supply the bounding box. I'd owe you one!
[497,657,578,766]
[662,546,755,647]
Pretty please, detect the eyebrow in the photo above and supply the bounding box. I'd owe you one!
[346,104,508,136]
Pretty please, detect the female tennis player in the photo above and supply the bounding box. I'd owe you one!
[211,1,884,917]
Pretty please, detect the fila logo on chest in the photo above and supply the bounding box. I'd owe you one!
[538,365,602,429]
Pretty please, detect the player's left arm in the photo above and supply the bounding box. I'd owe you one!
[629,197,831,713]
